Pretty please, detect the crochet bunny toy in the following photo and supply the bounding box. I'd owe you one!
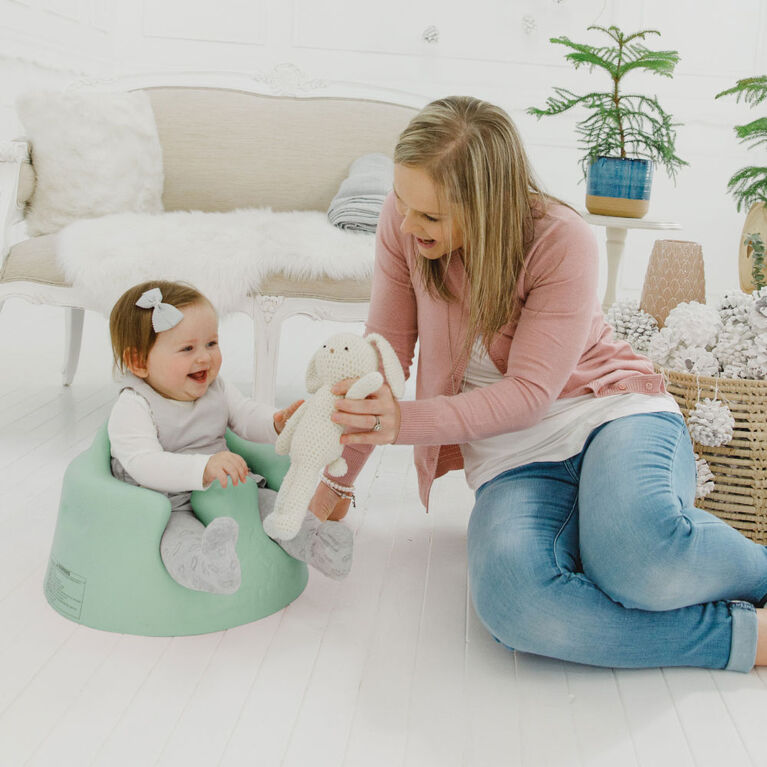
[263,332,405,541]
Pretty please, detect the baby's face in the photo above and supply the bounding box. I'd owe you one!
[142,301,222,401]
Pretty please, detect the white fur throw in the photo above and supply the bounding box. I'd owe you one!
[16,90,163,236]
[56,208,375,315]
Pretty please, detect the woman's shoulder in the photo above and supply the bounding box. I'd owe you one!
[535,198,593,239]
[525,199,598,281]
[532,200,596,254]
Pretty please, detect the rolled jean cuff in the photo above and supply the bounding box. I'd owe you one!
[726,600,757,672]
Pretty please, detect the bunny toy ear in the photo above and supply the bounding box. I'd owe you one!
[366,333,406,398]
[305,346,324,393]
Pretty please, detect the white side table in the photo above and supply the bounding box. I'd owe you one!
[580,212,681,309]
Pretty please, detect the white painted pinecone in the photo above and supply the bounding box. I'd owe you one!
[647,326,681,367]
[750,292,767,332]
[605,300,658,353]
[722,363,749,379]
[670,347,720,377]
[713,323,754,372]
[695,454,715,499]
[687,398,735,447]
[664,301,722,350]
[718,290,754,326]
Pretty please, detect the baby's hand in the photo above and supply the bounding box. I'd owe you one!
[273,399,304,434]
[203,451,248,488]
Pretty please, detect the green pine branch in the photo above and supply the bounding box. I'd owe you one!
[734,117,767,149]
[716,75,767,210]
[727,166,767,211]
[715,76,767,106]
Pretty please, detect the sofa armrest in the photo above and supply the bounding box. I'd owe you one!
[0,140,31,265]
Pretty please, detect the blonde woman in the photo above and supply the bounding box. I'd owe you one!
[310,96,767,671]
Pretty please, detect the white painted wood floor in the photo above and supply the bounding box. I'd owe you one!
[2,298,767,767]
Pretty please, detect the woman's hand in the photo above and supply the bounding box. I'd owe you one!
[331,379,401,445]
[308,481,352,522]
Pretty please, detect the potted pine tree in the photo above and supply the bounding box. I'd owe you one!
[529,25,686,218]
[715,75,767,291]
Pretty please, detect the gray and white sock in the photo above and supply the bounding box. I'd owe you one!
[160,511,241,595]
[258,489,353,580]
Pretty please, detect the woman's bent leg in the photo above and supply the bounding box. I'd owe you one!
[578,413,767,611]
[467,460,758,671]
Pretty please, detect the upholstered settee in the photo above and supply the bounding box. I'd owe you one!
[0,75,419,403]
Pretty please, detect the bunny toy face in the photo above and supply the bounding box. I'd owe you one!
[306,333,378,390]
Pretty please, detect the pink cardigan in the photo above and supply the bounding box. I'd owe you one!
[335,192,664,508]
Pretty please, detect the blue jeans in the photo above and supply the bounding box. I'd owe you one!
[467,412,767,672]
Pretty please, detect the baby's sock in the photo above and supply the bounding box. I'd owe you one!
[160,511,241,595]
[258,489,353,580]
[200,517,242,594]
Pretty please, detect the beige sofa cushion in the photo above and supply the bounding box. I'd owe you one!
[0,235,371,301]
[17,163,35,206]
[146,87,416,213]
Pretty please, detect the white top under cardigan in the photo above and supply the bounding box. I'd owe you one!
[459,341,681,491]
[108,376,276,494]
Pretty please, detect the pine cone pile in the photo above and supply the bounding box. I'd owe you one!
[607,291,767,380]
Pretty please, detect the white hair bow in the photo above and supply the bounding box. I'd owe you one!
[135,287,184,332]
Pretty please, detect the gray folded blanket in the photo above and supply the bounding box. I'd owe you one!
[327,153,394,233]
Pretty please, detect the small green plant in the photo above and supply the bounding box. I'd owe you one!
[745,232,766,289]
[715,75,767,212]
[528,25,686,179]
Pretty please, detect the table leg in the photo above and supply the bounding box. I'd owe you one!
[602,226,628,310]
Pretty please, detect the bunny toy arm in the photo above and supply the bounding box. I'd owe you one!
[344,371,384,400]
[274,401,308,455]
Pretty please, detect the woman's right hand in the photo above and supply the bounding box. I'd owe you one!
[309,481,352,522]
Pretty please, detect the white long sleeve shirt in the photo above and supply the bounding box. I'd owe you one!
[108,378,277,494]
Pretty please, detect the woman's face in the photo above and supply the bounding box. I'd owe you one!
[393,164,464,260]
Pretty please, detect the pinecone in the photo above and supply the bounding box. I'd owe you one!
[695,454,715,499]
[718,290,754,326]
[647,326,681,368]
[713,323,754,372]
[670,347,720,377]
[687,398,735,447]
[606,300,659,352]
[750,292,767,332]
[664,301,722,349]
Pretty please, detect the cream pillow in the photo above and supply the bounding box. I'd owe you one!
[16,90,164,236]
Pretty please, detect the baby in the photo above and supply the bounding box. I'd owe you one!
[107,280,352,594]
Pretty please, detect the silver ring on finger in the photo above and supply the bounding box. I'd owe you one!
[372,415,382,432]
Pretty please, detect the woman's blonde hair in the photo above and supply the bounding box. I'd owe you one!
[394,95,551,351]
[109,280,209,373]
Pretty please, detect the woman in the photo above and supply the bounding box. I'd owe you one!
[309,96,767,671]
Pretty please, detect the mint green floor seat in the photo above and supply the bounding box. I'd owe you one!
[44,425,308,636]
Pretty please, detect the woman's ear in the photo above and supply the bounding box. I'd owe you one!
[124,348,148,379]
[366,333,405,398]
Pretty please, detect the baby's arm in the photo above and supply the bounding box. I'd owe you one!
[224,380,280,444]
[108,390,211,493]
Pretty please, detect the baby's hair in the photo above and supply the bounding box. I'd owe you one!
[109,280,211,374]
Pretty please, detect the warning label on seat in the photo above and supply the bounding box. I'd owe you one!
[44,557,86,620]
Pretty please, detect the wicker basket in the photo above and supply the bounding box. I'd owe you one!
[659,366,767,543]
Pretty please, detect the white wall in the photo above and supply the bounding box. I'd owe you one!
[2,0,766,303]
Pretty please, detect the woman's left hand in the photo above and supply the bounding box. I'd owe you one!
[331,379,401,445]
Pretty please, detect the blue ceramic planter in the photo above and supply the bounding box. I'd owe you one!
[586,156,653,218]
